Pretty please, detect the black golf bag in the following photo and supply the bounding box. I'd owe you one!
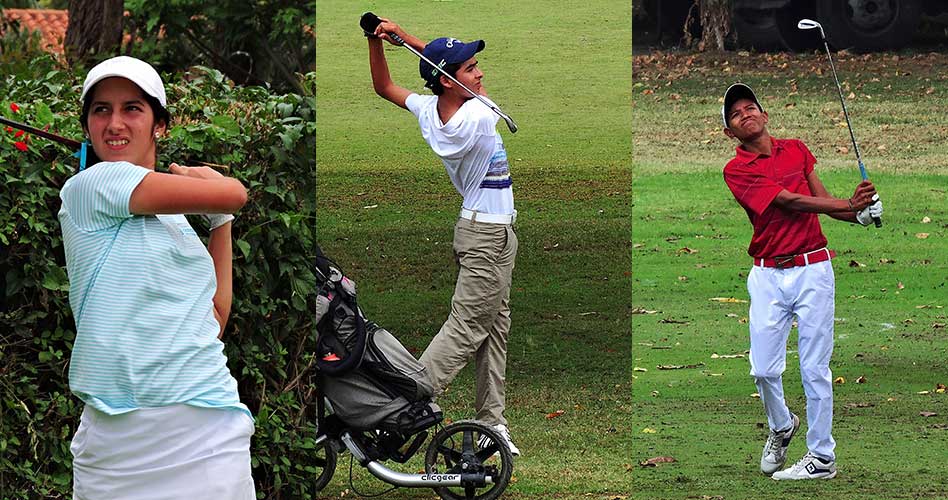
[313,246,442,437]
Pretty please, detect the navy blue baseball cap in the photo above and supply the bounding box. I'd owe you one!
[420,37,485,88]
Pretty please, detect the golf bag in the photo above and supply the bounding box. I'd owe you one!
[313,246,442,435]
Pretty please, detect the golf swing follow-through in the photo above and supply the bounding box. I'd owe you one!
[360,12,518,133]
[361,10,522,459]
[798,18,882,227]
[721,76,883,479]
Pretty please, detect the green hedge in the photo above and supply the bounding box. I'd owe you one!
[1,53,321,498]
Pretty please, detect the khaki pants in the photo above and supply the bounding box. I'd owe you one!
[420,217,518,426]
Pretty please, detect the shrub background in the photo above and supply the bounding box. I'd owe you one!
[1,51,320,498]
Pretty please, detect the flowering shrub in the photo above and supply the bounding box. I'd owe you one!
[1,55,320,499]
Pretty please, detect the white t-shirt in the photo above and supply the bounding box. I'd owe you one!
[406,93,514,215]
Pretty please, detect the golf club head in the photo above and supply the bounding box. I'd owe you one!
[502,115,518,134]
[360,12,382,34]
[797,18,825,39]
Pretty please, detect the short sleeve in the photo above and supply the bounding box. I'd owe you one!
[60,161,150,231]
[723,161,784,217]
[405,93,424,117]
[796,140,818,175]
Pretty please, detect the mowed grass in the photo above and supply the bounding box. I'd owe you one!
[316,1,632,497]
[632,50,948,499]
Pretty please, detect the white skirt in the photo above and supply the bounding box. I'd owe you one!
[71,404,255,500]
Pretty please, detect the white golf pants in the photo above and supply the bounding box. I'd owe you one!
[747,260,836,461]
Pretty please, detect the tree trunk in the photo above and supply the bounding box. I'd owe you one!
[698,0,731,51]
[65,0,124,66]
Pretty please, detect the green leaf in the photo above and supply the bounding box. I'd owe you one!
[41,266,69,291]
[235,239,251,259]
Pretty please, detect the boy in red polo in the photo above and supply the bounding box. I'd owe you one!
[721,83,882,480]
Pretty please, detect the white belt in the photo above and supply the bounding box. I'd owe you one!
[459,208,516,225]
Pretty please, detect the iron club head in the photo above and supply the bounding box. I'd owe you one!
[797,19,825,39]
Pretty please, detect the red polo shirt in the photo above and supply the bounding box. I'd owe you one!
[724,137,828,258]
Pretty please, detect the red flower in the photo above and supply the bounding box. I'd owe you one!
[14,141,28,151]
[14,130,24,138]
[10,103,19,113]
[4,127,11,133]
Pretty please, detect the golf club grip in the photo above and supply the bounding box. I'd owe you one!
[360,12,382,34]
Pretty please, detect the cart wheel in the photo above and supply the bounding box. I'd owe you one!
[311,438,337,492]
[424,420,513,500]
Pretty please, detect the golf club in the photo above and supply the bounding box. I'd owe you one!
[360,12,518,133]
[1,115,98,170]
[1,115,228,173]
[798,18,882,227]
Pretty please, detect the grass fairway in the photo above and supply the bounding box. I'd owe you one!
[632,51,948,499]
[316,1,632,497]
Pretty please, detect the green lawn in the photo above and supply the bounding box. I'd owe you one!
[316,0,632,497]
[631,50,948,499]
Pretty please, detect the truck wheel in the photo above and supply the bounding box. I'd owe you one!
[816,0,922,50]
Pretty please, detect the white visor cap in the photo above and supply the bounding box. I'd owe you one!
[80,56,167,108]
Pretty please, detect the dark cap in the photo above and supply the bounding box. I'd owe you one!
[722,83,763,127]
[420,37,485,88]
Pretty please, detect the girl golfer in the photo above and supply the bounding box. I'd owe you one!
[60,56,254,499]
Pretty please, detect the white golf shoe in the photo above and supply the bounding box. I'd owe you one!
[772,452,837,480]
[477,424,521,457]
[760,412,800,475]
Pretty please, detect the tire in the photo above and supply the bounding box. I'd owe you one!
[424,420,513,500]
[311,439,338,493]
[816,0,923,50]
[733,8,786,50]
[733,0,821,52]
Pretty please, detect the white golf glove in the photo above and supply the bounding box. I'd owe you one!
[856,194,883,226]
[201,213,234,230]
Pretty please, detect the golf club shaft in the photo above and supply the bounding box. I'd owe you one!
[819,39,882,227]
[0,116,82,149]
[386,32,518,133]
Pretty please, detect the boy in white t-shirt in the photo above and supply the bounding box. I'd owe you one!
[366,16,520,455]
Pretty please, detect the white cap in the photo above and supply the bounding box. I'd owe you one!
[80,56,167,107]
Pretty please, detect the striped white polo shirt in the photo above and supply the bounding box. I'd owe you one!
[59,161,249,417]
[406,93,514,216]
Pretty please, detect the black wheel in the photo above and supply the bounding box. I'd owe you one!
[311,438,338,492]
[424,420,513,500]
[733,0,821,52]
[816,0,922,50]
[733,8,785,50]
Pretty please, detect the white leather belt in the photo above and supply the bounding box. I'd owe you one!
[459,208,516,225]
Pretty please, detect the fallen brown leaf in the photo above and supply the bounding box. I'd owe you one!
[709,297,748,303]
[922,216,931,223]
[834,376,846,384]
[856,375,867,384]
[631,308,659,314]
[546,410,565,420]
[920,412,938,417]
[916,233,930,239]
[657,363,705,370]
[849,260,866,268]
[639,456,677,467]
